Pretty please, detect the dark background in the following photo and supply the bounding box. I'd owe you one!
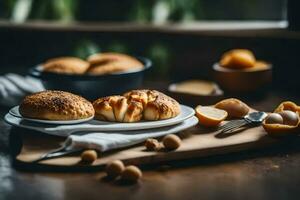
[1,1,300,200]
[0,0,298,92]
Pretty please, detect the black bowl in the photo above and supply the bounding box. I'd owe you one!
[29,57,152,100]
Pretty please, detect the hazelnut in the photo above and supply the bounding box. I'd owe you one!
[105,160,125,178]
[162,134,181,150]
[265,113,283,124]
[121,165,142,182]
[144,138,161,151]
[81,150,97,164]
[279,111,299,126]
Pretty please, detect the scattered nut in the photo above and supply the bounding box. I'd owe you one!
[105,160,125,178]
[144,138,161,151]
[162,134,181,150]
[279,110,299,126]
[265,113,283,124]
[121,165,142,182]
[81,150,97,163]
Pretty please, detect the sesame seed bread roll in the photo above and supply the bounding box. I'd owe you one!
[42,57,90,74]
[87,53,143,75]
[19,90,94,120]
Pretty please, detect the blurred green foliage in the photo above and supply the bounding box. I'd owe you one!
[0,0,286,79]
[73,40,100,59]
[147,42,171,78]
[4,0,77,22]
[28,0,77,22]
[106,42,129,54]
[1,0,286,23]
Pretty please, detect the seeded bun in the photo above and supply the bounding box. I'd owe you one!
[19,90,94,120]
[87,53,143,75]
[42,57,90,74]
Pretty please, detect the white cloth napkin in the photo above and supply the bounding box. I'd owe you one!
[5,107,198,152]
[64,116,198,152]
[0,73,44,106]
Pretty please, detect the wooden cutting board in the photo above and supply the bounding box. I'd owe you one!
[11,122,281,171]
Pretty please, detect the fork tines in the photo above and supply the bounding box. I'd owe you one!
[218,119,248,133]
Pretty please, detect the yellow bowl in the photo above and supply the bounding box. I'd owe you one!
[213,62,272,93]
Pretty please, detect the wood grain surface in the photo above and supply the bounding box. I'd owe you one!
[15,121,279,170]
[3,87,300,200]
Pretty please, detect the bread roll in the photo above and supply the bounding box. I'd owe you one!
[123,89,149,107]
[93,96,122,121]
[143,90,180,120]
[93,89,181,122]
[123,100,143,122]
[112,97,128,122]
[19,90,94,120]
[42,57,90,74]
[220,49,256,69]
[87,53,143,75]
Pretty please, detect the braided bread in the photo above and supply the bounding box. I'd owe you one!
[93,90,180,122]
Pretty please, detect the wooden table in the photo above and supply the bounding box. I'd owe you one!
[1,88,300,200]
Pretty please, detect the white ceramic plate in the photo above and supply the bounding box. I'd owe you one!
[6,105,195,133]
[89,104,195,130]
[9,106,94,125]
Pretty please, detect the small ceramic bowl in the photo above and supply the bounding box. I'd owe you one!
[168,81,224,107]
[213,62,272,93]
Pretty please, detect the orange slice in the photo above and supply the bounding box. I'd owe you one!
[195,106,228,127]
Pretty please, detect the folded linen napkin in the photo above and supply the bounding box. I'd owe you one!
[5,110,198,152]
[64,116,198,152]
[0,73,44,106]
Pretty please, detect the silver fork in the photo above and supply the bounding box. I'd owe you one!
[31,145,81,163]
[218,111,267,134]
